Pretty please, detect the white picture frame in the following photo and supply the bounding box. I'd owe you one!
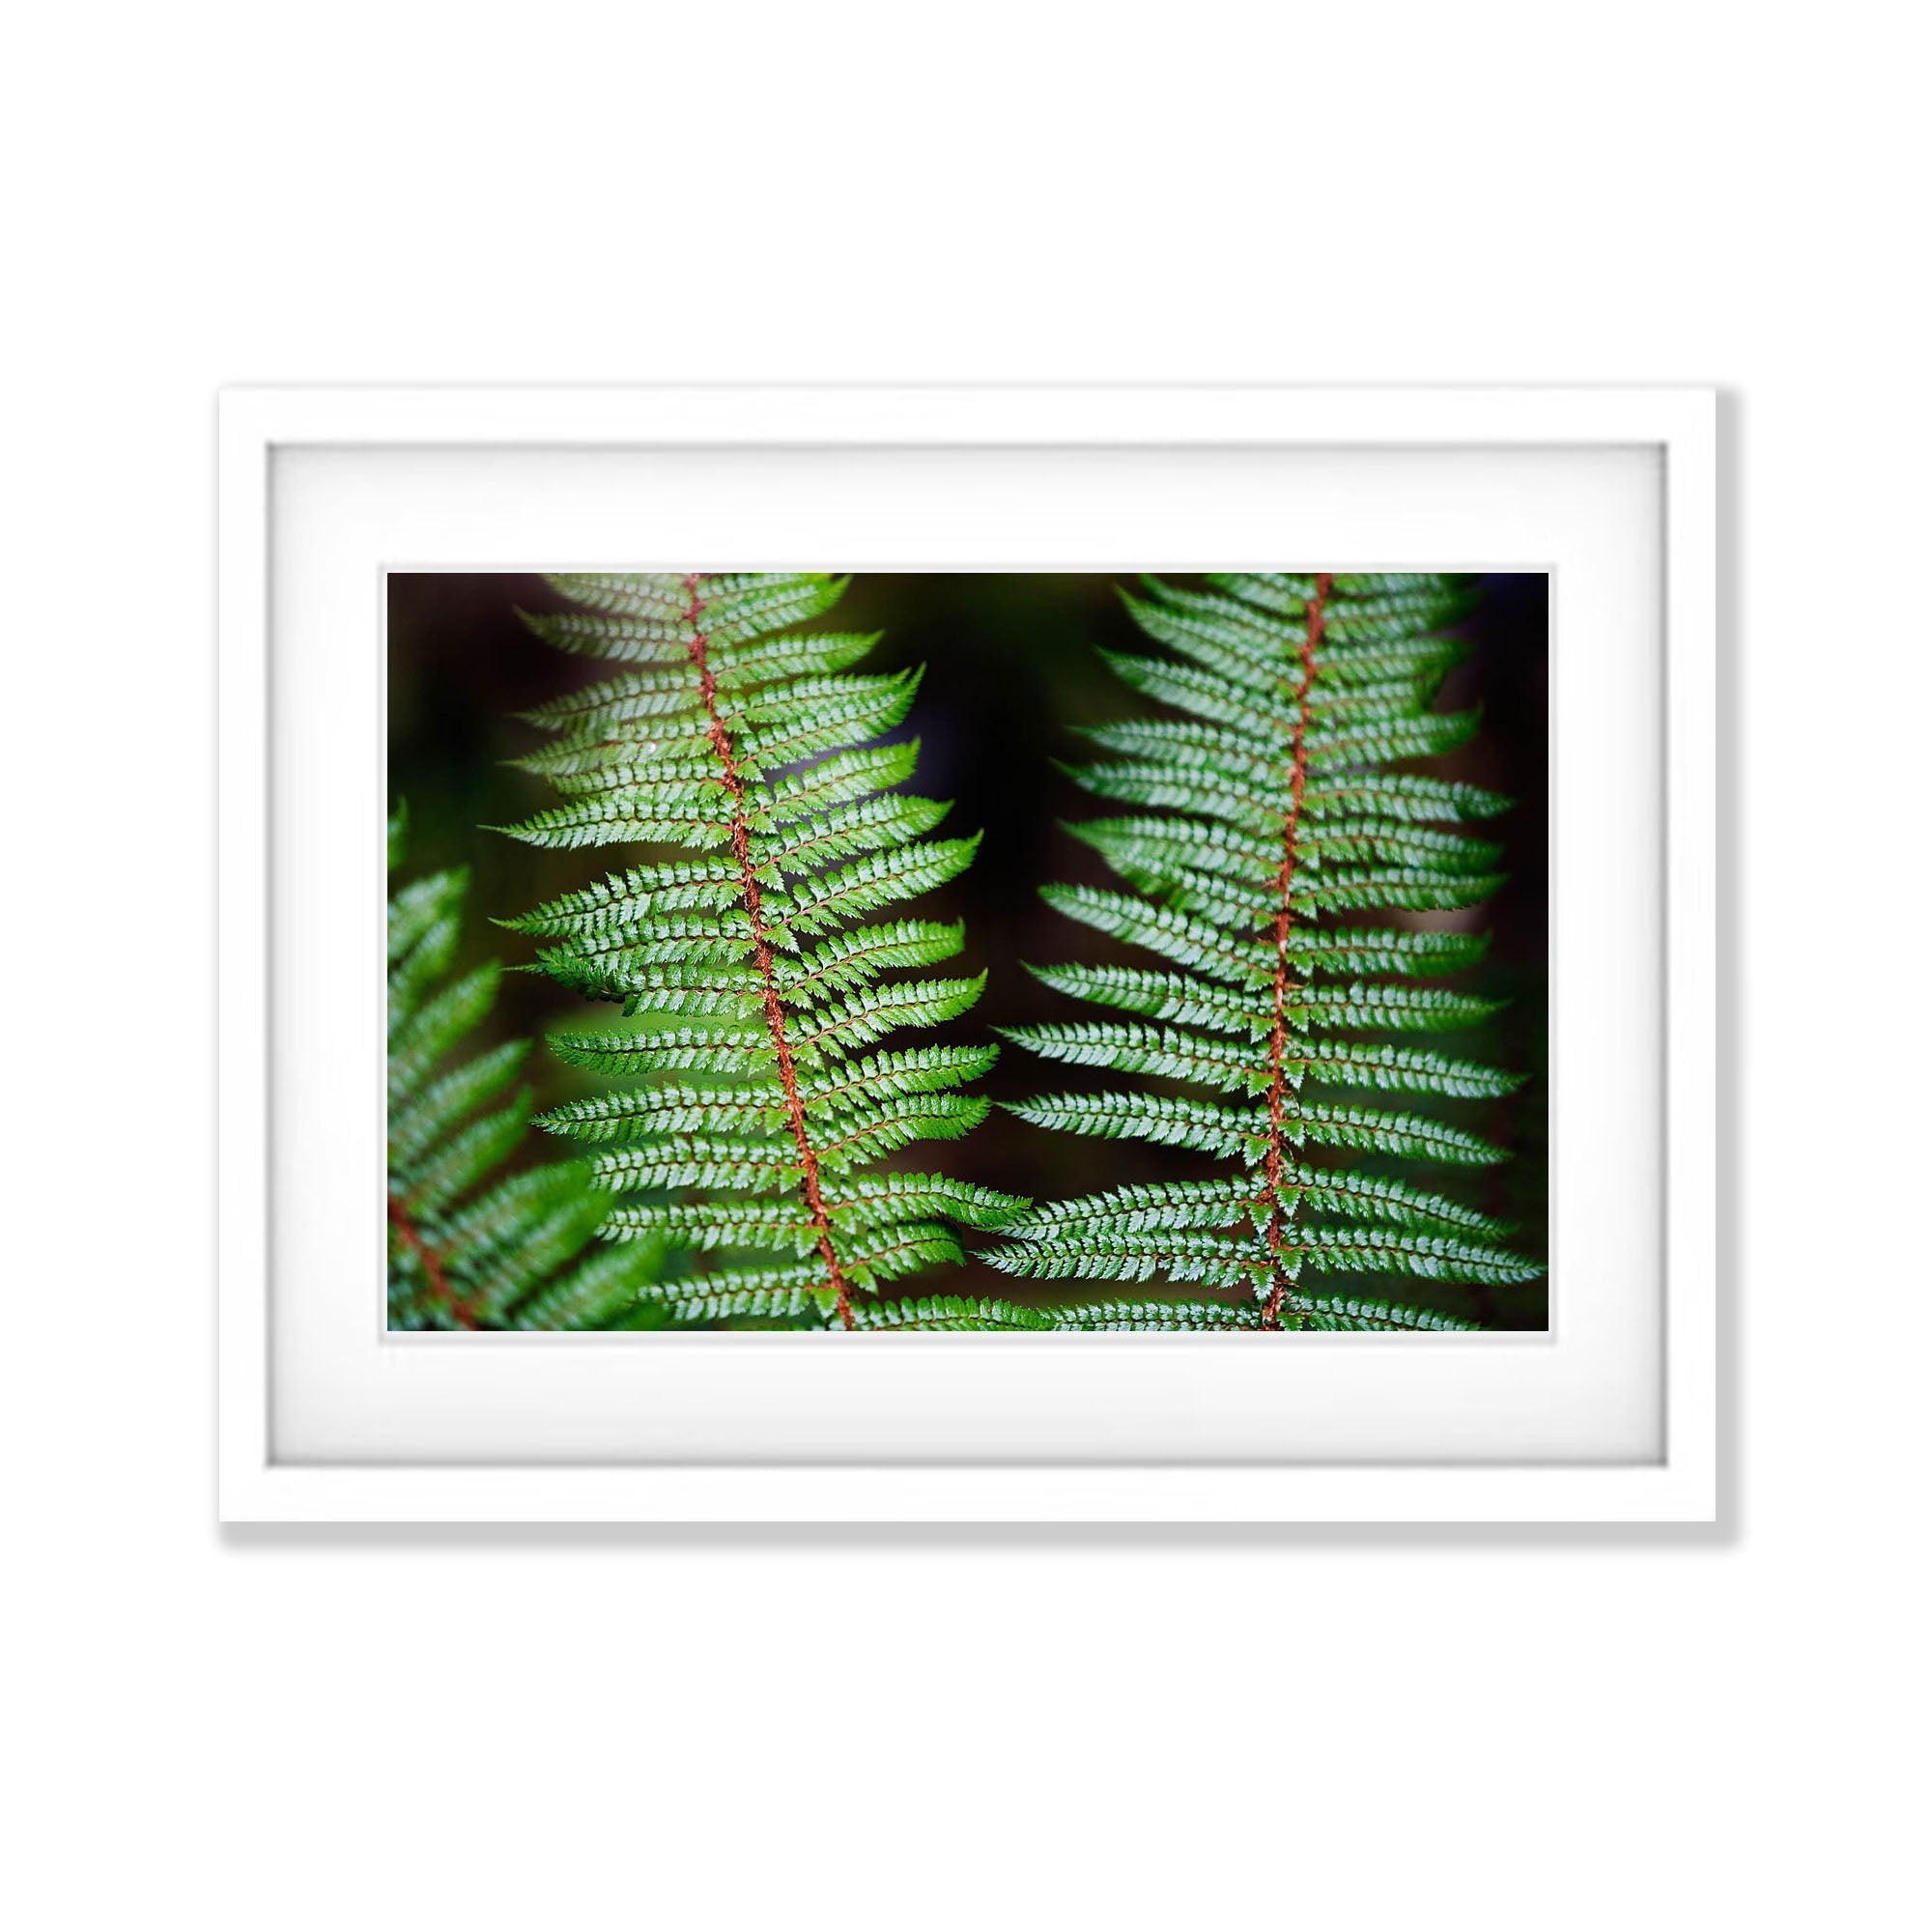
[218,384,1717,1523]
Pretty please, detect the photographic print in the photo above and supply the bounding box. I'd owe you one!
[386,570,1548,1335]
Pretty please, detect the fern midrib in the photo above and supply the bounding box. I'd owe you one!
[386,1192,480,1329]
[680,574,857,1330]
[1259,570,1333,1329]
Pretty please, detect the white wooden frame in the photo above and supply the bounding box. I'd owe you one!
[218,384,1717,1523]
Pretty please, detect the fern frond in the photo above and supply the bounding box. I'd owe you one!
[1002,573,1539,1332]
[385,815,674,1329]
[508,573,1021,1329]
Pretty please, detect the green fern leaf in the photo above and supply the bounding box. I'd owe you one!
[1000,573,1540,1332]
[507,573,1023,1331]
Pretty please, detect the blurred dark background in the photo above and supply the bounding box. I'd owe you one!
[389,572,1548,1327]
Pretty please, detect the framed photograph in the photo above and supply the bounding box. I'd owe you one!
[218,384,1716,1522]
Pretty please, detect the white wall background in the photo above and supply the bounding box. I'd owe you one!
[4,5,1922,1927]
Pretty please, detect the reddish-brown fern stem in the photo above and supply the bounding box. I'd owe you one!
[680,575,855,1329]
[386,1194,479,1329]
[1259,572,1333,1330]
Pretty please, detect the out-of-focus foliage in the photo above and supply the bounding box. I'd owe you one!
[386,805,674,1329]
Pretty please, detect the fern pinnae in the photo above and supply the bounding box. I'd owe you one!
[506,572,1021,1330]
[1001,572,1540,1333]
